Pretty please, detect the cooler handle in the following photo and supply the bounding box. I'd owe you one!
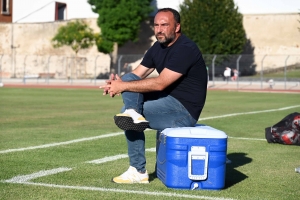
[188,146,208,180]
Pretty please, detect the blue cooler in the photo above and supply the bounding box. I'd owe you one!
[156,124,227,190]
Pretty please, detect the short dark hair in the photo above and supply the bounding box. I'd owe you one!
[156,8,181,24]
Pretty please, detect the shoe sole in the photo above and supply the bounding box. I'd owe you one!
[114,115,149,132]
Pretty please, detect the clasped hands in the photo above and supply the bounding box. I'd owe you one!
[100,73,123,97]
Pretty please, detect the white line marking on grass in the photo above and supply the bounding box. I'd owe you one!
[2,164,234,200]
[198,105,300,121]
[86,154,128,164]
[146,147,156,152]
[11,181,235,200]
[0,132,124,154]
[4,168,72,183]
[86,148,156,164]
[2,105,297,154]
[228,136,266,141]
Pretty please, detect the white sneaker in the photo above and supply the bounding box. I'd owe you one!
[112,166,149,184]
[114,109,149,132]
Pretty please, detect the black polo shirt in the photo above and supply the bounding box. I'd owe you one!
[141,34,207,120]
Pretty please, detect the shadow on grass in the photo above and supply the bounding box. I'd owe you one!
[225,152,252,189]
[149,171,157,182]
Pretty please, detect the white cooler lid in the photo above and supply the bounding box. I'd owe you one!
[162,125,227,139]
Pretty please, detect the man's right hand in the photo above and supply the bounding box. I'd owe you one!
[100,73,115,96]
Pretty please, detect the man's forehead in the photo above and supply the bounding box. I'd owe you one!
[154,11,173,22]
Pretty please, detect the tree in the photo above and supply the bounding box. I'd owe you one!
[52,20,96,55]
[179,0,246,55]
[52,20,98,79]
[88,0,153,68]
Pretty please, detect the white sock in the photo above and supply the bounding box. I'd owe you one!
[124,109,147,122]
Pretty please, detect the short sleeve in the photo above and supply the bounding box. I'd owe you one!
[140,45,155,68]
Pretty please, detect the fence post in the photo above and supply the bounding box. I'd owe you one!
[94,55,100,85]
[212,55,217,86]
[61,56,65,81]
[118,55,123,76]
[261,55,267,89]
[47,55,52,84]
[284,55,290,90]
[71,56,74,84]
[236,55,242,89]
[23,55,28,84]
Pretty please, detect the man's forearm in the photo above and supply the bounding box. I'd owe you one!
[122,77,165,93]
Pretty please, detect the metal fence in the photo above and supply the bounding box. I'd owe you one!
[203,54,300,90]
[0,54,299,89]
[0,54,111,83]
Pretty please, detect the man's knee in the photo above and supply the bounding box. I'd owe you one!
[121,73,141,82]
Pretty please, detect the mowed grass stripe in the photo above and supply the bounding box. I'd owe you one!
[10,181,236,200]
[2,146,233,200]
[0,132,124,154]
[1,105,298,154]
[1,89,299,200]
[198,105,300,121]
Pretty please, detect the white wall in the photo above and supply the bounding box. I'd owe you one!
[234,0,300,14]
[13,0,55,22]
[13,0,98,23]
[13,0,186,23]
[13,0,300,23]
[66,0,98,19]
[154,0,300,14]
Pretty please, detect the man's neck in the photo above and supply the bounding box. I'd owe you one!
[166,33,181,47]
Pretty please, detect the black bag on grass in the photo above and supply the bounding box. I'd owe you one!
[265,112,300,145]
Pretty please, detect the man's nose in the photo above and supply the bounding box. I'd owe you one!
[156,25,163,32]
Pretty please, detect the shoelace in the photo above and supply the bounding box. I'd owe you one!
[121,170,143,182]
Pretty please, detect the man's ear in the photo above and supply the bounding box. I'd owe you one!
[175,23,181,33]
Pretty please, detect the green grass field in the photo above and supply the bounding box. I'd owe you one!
[0,88,299,200]
[251,69,300,79]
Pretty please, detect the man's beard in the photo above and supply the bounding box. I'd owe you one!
[155,32,176,46]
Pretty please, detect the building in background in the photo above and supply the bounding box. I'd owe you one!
[0,0,98,23]
[2,0,300,23]
[0,0,12,22]
[0,0,299,79]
